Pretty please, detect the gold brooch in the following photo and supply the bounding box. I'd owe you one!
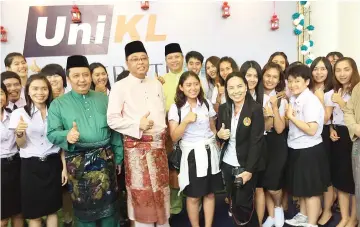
[243,117,251,126]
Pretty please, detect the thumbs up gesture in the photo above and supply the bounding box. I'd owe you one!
[67,122,80,144]
[263,100,274,117]
[29,59,41,73]
[285,103,295,120]
[16,116,28,135]
[217,123,231,140]
[155,73,165,85]
[217,83,225,95]
[331,88,345,105]
[183,107,197,124]
[140,111,154,131]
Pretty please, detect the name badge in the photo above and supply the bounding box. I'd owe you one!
[243,117,251,126]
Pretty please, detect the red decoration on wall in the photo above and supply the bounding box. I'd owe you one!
[71,5,81,23]
[271,2,279,30]
[222,2,230,18]
[1,26,7,43]
[141,1,149,10]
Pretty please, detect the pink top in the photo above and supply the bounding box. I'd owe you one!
[107,74,167,139]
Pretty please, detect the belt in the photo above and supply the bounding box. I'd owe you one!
[28,153,59,162]
[1,153,20,162]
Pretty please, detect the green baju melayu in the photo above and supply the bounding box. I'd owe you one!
[47,90,123,227]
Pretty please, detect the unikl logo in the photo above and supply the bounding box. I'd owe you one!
[23,5,113,57]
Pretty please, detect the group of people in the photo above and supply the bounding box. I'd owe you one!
[1,40,359,227]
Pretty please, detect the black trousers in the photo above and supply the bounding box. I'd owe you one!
[222,162,259,226]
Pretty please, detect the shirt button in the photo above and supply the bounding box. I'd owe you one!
[87,109,89,111]
[85,102,88,104]
[89,116,92,118]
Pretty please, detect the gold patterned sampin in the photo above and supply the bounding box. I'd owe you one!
[243,117,251,126]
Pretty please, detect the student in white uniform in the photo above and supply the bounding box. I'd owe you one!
[284,65,330,227]
[310,57,335,226]
[8,74,68,227]
[239,60,266,224]
[42,64,74,227]
[168,71,222,227]
[1,83,24,227]
[212,57,239,112]
[41,64,69,98]
[326,57,359,227]
[90,62,111,96]
[267,52,289,73]
[217,72,265,226]
[240,60,264,104]
[4,52,29,89]
[185,51,209,96]
[261,62,288,227]
[1,71,26,110]
[204,56,220,101]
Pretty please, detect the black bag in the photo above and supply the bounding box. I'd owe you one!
[168,100,210,170]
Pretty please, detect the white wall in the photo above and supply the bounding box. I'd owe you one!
[311,1,360,65]
[0,1,297,83]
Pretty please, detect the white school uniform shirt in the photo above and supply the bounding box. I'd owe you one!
[263,90,288,133]
[6,97,26,111]
[324,89,350,126]
[288,88,324,149]
[223,105,242,167]
[8,106,60,158]
[168,99,220,194]
[323,91,333,125]
[211,86,226,105]
[168,99,217,142]
[1,110,18,158]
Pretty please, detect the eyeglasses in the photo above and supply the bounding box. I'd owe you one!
[129,57,149,63]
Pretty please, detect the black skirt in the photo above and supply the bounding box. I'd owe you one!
[286,143,331,197]
[331,125,355,194]
[183,148,223,198]
[21,153,63,219]
[322,125,332,165]
[261,131,288,190]
[1,154,21,219]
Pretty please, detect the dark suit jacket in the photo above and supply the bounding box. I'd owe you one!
[217,96,265,173]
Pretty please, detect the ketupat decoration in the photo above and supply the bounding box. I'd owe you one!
[294,1,316,65]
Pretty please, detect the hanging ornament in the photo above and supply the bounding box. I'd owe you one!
[306,25,315,35]
[1,26,7,43]
[270,2,279,30]
[271,15,279,30]
[71,5,81,23]
[292,13,304,26]
[305,53,315,66]
[300,1,311,8]
[222,2,230,18]
[141,1,149,10]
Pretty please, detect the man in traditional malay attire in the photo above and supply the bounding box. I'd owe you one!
[160,43,184,216]
[47,55,123,227]
[107,40,170,227]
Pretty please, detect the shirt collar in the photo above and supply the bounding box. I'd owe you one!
[31,104,48,117]
[70,89,92,99]
[232,103,243,117]
[2,110,10,122]
[128,73,147,84]
[184,99,201,108]
[291,87,310,104]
